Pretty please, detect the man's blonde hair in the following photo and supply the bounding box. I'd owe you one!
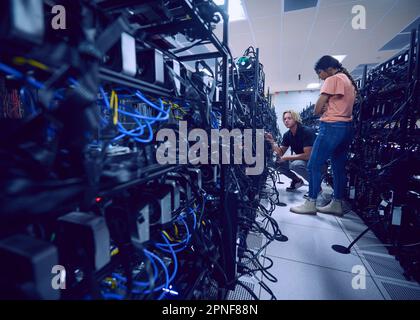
[282,110,301,124]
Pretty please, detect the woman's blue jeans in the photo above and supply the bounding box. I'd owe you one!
[308,121,353,200]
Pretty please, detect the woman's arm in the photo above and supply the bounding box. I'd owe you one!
[314,93,330,116]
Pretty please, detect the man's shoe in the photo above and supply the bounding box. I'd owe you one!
[316,199,344,217]
[286,179,304,192]
[290,200,317,215]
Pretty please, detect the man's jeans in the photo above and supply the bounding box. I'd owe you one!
[308,121,353,200]
[277,160,309,183]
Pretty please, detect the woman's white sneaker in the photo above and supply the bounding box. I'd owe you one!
[316,199,343,217]
[290,200,317,215]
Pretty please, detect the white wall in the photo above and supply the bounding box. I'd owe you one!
[271,90,320,136]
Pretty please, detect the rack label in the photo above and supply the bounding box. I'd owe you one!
[391,206,402,226]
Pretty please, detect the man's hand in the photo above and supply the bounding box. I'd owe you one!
[265,132,275,143]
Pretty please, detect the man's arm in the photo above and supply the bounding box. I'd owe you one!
[265,133,289,157]
[273,144,289,157]
[281,146,312,161]
[314,93,330,116]
[268,139,288,157]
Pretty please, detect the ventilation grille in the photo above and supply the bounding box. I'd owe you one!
[363,254,407,281]
[238,256,262,279]
[227,281,256,300]
[382,282,420,300]
[206,279,219,300]
[356,242,389,255]
[246,233,264,251]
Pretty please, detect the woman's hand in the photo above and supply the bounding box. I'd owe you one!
[276,156,286,163]
[314,94,330,115]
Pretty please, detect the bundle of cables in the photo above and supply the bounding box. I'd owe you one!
[0,62,45,90]
[99,87,171,144]
[155,206,198,254]
[223,163,287,300]
[100,205,202,300]
[101,233,178,301]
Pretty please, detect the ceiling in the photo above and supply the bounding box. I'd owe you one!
[211,0,420,92]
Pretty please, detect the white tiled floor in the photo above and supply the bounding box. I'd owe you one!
[259,256,384,300]
[252,177,420,300]
[265,223,364,273]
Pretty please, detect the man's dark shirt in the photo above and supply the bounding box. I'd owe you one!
[281,124,316,155]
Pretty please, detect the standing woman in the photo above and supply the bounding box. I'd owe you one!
[290,55,357,216]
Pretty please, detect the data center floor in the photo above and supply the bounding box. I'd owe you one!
[229,178,420,300]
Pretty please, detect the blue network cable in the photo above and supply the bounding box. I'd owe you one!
[99,86,111,108]
[0,62,45,89]
[111,272,127,284]
[102,292,124,300]
[135,90,169,115]
[109,250,169,299]
[112,100,170,142]
[99,87,148,142]
[144,249,160,286]
[115,116,152,142]
[0,62,80,93]
[210,111,219,129]
[106,233,180,299]
[155,215,193,253]
[99,87,170,144]
[113,117,152,143]
[68,77,79,86]
[132,249,160,288]
[155,241,189,253]
[155,205,200,253]
[178,216,191,243]
[149,233,179,299]
[134,249,169,297]
[111,250,159,289]
[118,105,170,122]
[144,233,180,287]
[161,232,178,284]
[189,207,197,230]
[19,87,37,116]
[0,62,22,78]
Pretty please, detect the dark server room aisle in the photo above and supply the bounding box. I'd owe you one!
[231,177,420,300]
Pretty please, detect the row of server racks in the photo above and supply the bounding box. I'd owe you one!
[0,0,283,300]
